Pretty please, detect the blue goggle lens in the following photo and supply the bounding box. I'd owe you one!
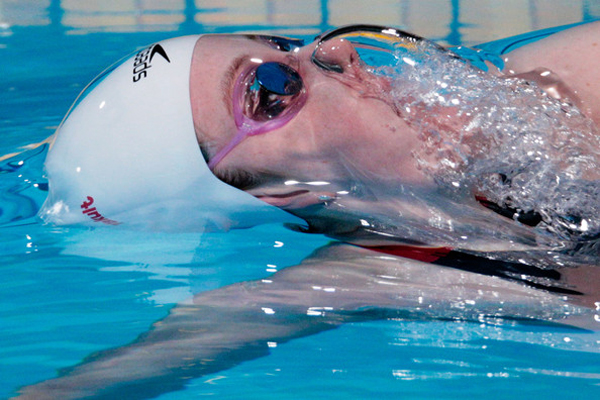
[255,62,303,96]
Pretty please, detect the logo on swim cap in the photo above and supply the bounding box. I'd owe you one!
[132,44,171,83]
[149,44,170,63]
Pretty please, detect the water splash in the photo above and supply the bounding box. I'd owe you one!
[379,42,600,252]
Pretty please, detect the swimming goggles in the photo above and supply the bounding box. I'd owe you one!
[207,36,306,169]
[208,25,450,170]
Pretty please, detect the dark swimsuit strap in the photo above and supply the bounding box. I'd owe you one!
[362,243,582,296]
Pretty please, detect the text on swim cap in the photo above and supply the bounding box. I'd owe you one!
[132,44,171,83]
[81,196,120,226]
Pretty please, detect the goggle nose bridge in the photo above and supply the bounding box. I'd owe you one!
[310,24,452,72]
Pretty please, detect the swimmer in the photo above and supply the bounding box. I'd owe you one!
[38,22,600,255]
[16,22,600,399]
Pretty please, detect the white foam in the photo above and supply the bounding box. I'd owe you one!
[380,42,600,249]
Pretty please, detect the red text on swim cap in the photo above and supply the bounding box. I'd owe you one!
[81,196,120,226]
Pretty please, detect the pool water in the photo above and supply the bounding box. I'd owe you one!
[2,1,600,399]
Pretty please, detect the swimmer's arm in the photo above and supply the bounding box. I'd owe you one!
[15,245,575,400]
[14,286,343,399]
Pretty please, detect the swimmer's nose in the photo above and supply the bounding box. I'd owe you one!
[312,38,360,74]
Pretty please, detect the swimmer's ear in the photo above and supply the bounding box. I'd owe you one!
[249,189,337,210]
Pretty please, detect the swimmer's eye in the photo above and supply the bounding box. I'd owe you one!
[241,62,304,122]
[212,60,307,169]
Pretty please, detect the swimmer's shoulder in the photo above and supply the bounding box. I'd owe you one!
[503,21,600,124]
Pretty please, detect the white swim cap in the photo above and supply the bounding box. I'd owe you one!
[39,35,302,231]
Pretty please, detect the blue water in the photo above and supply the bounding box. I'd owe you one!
[2,2,600,399]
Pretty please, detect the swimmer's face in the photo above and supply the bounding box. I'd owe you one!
[190,34,432,208]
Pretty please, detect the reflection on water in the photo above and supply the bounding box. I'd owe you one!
[1,0,600,44]
[2,1,600,399]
